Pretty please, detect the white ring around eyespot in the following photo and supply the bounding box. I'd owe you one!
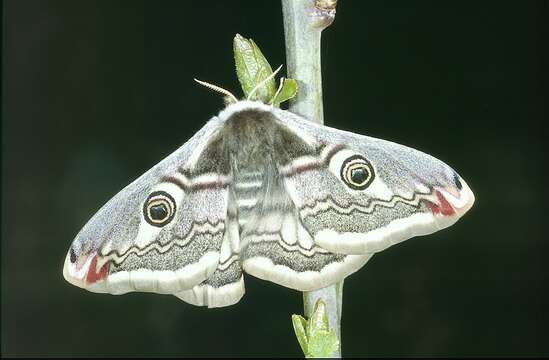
[143,191,176,227]
[343,160,373,188]
[146,197,174,224]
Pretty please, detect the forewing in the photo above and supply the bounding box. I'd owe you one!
[273,108,475,255]
[63,117,235,297]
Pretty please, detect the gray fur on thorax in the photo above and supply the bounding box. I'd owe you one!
[203,109,318,230]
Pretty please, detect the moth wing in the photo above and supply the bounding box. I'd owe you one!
[225,104,372,291]
[239,165,372,292]
[273,108,475,255]
[63,116,241,300]
[174,192,245,308]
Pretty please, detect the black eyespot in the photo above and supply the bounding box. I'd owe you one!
[69,247,77,263]
[350,167,369,184]
[143,191,176,227]
[453,173,463,190]
[341,155,375,190]
[149,203,168,221]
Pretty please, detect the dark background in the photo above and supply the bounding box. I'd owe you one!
[2,0,547,357]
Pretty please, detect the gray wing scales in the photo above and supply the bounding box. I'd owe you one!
[272,108,475,255]
[201,109,371,292]
[175,189,245,308]
[64,100,475,304]
[240,160,371,292]
[63,117,238,297]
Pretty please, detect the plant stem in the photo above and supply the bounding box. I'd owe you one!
[281,0,342,357]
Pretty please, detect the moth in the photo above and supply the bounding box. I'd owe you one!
[63,100,475,308]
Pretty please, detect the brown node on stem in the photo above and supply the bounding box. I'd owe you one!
[315,0,337,11]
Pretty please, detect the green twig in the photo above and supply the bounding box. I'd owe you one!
[282,0,342,358]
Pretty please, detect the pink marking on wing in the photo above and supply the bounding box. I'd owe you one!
[85,255,110,284]
[426,190,456,216]
[75,256,88,271]
[444,186,461,199]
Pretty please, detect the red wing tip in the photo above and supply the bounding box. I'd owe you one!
[85,255,110,284]
[425,180,475,218]
[63,250,109,289]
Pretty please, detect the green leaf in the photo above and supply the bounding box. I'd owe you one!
[271,78,298,106]
[292,314,309,356]
[308,299,329,335]
[292,299,340,358]
[233,34,276,102]
[307,330,339,358]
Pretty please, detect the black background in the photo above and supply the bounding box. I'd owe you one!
[2,0,547,357]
